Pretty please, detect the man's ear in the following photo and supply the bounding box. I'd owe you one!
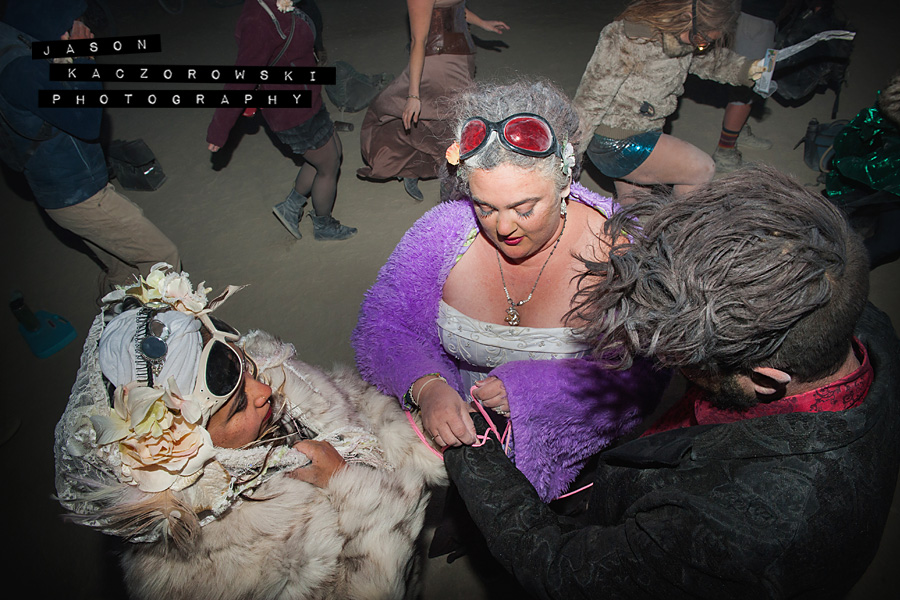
[749,367,792,396]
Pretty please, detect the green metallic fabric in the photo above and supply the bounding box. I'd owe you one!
[826,100,900,201]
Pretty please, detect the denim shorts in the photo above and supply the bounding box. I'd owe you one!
[274,105,334,154]
[586,130,662,179]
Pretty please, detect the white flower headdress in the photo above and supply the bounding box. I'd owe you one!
[560,140,576,179]
[54,265,306,546]
[56,264,393,548]
[101,261,244,316]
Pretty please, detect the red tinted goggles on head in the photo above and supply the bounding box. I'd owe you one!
[459,113,560,161]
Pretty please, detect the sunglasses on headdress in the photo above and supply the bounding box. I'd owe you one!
[194,313,258,418]
[459,113,560,162]
[134,308,256,417]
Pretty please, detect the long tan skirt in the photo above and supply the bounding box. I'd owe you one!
[358,53,475,180]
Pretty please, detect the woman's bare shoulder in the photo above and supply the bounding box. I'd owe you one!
[567,201,612,261]
[571,196,610,228]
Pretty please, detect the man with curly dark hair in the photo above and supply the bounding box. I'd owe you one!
[443,164,900,599]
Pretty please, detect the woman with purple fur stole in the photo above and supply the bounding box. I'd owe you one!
[353,80,669,502]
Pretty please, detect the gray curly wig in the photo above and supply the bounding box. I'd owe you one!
[574,164,869,382]
[449,79,582,196]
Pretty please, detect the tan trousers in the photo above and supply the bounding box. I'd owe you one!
[45,183,181,287]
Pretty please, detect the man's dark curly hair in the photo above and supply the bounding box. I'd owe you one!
[573,164,869,382]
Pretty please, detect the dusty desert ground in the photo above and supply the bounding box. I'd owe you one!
[1,0,898,597]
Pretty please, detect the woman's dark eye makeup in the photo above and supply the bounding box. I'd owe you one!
[226,380,249,420]
[475,203,494,216]
[475,201,536,218]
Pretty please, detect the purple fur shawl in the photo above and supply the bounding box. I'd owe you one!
[352,183,669,500]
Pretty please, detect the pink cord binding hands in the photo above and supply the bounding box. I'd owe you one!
[405,386,592,499]
[405,386,510,459]
[468,385,512,451]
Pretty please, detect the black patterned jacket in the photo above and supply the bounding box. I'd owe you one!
[444,303,900,600]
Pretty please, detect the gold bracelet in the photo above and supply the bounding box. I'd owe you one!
[414,374,447,407]
[407,94,420,100]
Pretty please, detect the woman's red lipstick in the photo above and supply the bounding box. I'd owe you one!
[503,236,523,246]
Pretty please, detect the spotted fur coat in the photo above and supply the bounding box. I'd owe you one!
[120,330,447,600]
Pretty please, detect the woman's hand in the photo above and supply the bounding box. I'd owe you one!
[314,48,328,67]
[749,58,766,81]
[208,143,220,152]
[478,20,510,35]
[417,378,477,447]
[63,20,93,41]
[402,97,421,130]
[60,20,94,62]
[472,376,509,416]
[288,440,347,488]
[465,10,509,35]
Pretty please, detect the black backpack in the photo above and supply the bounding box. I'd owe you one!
[106,139,167,191]
[325,61,394,114]
[774,0,854,118]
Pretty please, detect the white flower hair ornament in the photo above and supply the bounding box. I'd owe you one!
[54,266,308,547]
[561,141,576,179]
[276,0,295,13]
[101,262,240,316]
[90,382,216,493]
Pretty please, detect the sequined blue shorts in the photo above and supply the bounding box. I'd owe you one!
[586,131,662,179]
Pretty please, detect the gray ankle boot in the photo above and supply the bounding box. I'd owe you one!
[310,213,357,241]
[272,189,308,239]
[403,177,424,202]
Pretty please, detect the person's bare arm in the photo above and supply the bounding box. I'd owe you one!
[464,9,509,35]
[403,0,436,130]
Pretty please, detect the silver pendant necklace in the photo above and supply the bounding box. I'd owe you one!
[496,214,567,326]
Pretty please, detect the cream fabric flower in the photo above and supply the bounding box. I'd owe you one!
[101,263,212,316]
[561,142,576,178]
[143,267,167,301]
[156,271,209,314]
[91,383,215,493]
[276,0,294,13]
[165,377,206,425]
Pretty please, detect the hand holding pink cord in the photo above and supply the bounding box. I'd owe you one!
[471,376,509,416]
[407,391,591,500]
[406,388,511,459]
[415,375,477,447]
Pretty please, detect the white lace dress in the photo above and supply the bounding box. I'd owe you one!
[436,300,589,392]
